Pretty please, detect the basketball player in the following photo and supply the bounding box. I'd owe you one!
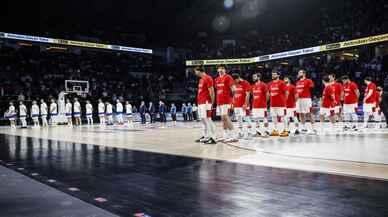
[85,100,93,125]
[341,75,359,130]
[6,102,16,128]
[295,69,316,134]
[40,99,48,127]
[193,65,217,144]
[170,103,177,123]
[31,100,40,127]
[232,73,253,138]
[251,73,270,137]
[268,70,289,137]
[73,98,81,126]
[106,101,114,125]
[215,64,237,142]
[98,99,106,125]
[374,87,383,129]
[329,73,344,128]
[363,77,377,128]
[50,99,58,126]
[65,99,73,126]
[284,77,299,134]
[19,101,28,128]
[320,75,336,132]
[125,101,133,125]
[116,99,124,125]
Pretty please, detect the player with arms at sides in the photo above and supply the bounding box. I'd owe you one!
[232,73,253,138]
[320,75,337,132]
[125,101,133,126]
[50,99,58,126]
[295,69,317,134]
[268,70,289,137]
[374,87,383,129]
[363,77,378,129]
[73,98,82,126]
[65,99,73,126]
[251,73,270,137]
[329,73,344,128]
[40,99,48,127]
[98,99,105,125]
[31,100,40,127]
[116,99,124,125]
[19,101,28,128]
[215,64,237,142]
[193,65,217,144]
[5,102,16,128]
[341,75,359,130]
[284,77,300,134]
[106,101,114,125]
[85,100,93,126]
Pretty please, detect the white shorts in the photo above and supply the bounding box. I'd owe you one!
[334,106,341,114]
[270,107,286,117]
[252,108,267,118]
[343,103,358,114]
[286,108,297,118]
[217,104,230,116]
[198,103,212,119]
[233,107,246,117]
[320,107,334,117]
[296,98,312,114]
[363,103,375,114]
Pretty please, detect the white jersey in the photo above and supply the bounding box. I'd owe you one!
[50,103,58,114]
[31,105,40,116]
[126,104,133,114]
[116,102,123,113]
[40,103,48,115]
[106,104,113,114]
[19,105,27,116]
[86,103,93,114]
[98,102,105,115]
[73,101,81,113]
[9,105,16,115]
[65,103,72,114]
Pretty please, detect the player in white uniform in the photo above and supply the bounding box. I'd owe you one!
[19,101,28,128]
[73,98,81,126]
[40,99,48,127]
[6,102,17,128]
[106,102,113,125]
[31,100,40,127]
[116,100,124,124]
[65,99,73,126]
[85,100,93,125]
[98,99,105,125]
[125,101,133,125]
[50,99,58,126]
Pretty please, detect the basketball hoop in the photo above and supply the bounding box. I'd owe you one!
[65,80,89,96]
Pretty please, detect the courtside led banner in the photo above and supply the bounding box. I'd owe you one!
[186,33,388,66]
[0,32,153,54]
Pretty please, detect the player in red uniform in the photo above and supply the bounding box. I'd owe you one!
[232,73,253,138]
[284,77,299,134]
[374,87,383,129]
[329,73,344,128]
[341,75,360,130]
[194,65,217,144]
[320,75,336,132]
[251,73,270,137]
[363,77,377,128]
[268,70,289,137]
[295,70,316,134]
[215,64,237,142]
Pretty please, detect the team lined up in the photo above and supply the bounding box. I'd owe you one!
[193,64,383,143]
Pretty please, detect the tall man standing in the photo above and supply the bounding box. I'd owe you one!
[295,69,316,134]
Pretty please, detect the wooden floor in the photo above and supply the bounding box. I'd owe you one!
[0,122,388,180]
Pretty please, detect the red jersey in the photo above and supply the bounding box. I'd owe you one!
[233,80,251,108]
[296,78,314,98]
[215,74,234,105]
[332,82,343,106]
[268,80,287,107]
[197,74,214,105]
[251,82,268,109]
[322,85,335,108]
[364,82,377,104]
[343,82,358,104]
[286,84,296,108]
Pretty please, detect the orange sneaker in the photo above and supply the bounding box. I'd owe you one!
[270,130,279,136]
[279,130,289,137]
